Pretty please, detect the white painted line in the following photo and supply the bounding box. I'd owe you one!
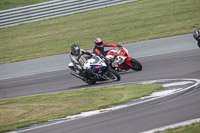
[151,89,180,97]
[142,118,200,133]
[163,81,193,87]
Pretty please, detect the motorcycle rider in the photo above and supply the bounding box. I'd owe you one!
[93,38,124,71]
[193,30,200,48]
[68,44,92,76]
[93,37,122,56]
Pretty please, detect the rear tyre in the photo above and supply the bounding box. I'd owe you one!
[106,68,121,81]
[130,58,142,71]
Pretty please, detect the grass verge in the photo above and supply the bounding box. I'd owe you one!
[0,0,51,11]
[0,84,162,132]
[160,122,200,133]
[0,0,200,64]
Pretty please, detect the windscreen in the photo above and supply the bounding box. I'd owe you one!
[111,48,124,55]
[91,56,100,64]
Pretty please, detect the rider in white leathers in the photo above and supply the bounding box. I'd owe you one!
[68,44,91,75]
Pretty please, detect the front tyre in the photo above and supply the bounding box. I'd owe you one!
[130,58,142,71]
[83,79,96,85]
[106,68,121,81]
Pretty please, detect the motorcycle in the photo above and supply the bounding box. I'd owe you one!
[105,46,142,72]
[68,54,121,85]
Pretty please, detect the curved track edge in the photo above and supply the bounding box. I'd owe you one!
[12,78,200,133]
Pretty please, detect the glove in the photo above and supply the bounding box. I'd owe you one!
[117,44,122,48]
[82,51,92,55]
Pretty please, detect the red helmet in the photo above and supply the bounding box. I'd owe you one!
[94,38,103,47]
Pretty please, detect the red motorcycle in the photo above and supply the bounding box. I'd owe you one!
[105,46,142,71]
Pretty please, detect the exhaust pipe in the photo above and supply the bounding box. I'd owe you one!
[70,72,85,80]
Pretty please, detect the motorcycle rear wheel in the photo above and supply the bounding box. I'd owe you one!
[107,68,121,81]
[130,58,142,71]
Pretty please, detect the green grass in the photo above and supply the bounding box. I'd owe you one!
[0,84,162,132]
[0,0,200,64]
[0,0,51,10]
[160,122,200,133]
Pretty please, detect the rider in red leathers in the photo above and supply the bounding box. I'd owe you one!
[93,37,122,56]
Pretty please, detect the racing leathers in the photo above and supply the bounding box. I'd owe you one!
[193,30,200,48]
[68,49,91,75]
[93,42,122,56]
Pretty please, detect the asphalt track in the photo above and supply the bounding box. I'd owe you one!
[0,34,200,132]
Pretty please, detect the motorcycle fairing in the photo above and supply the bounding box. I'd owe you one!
[84,56,107,69]
[92,65,107,73]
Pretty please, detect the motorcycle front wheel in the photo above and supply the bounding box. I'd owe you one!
[83,79,96,85]
[129,58,142,71]
[106,68,121,81]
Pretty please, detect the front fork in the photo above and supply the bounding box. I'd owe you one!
[119,57,133,70]
[125,57,133,67]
